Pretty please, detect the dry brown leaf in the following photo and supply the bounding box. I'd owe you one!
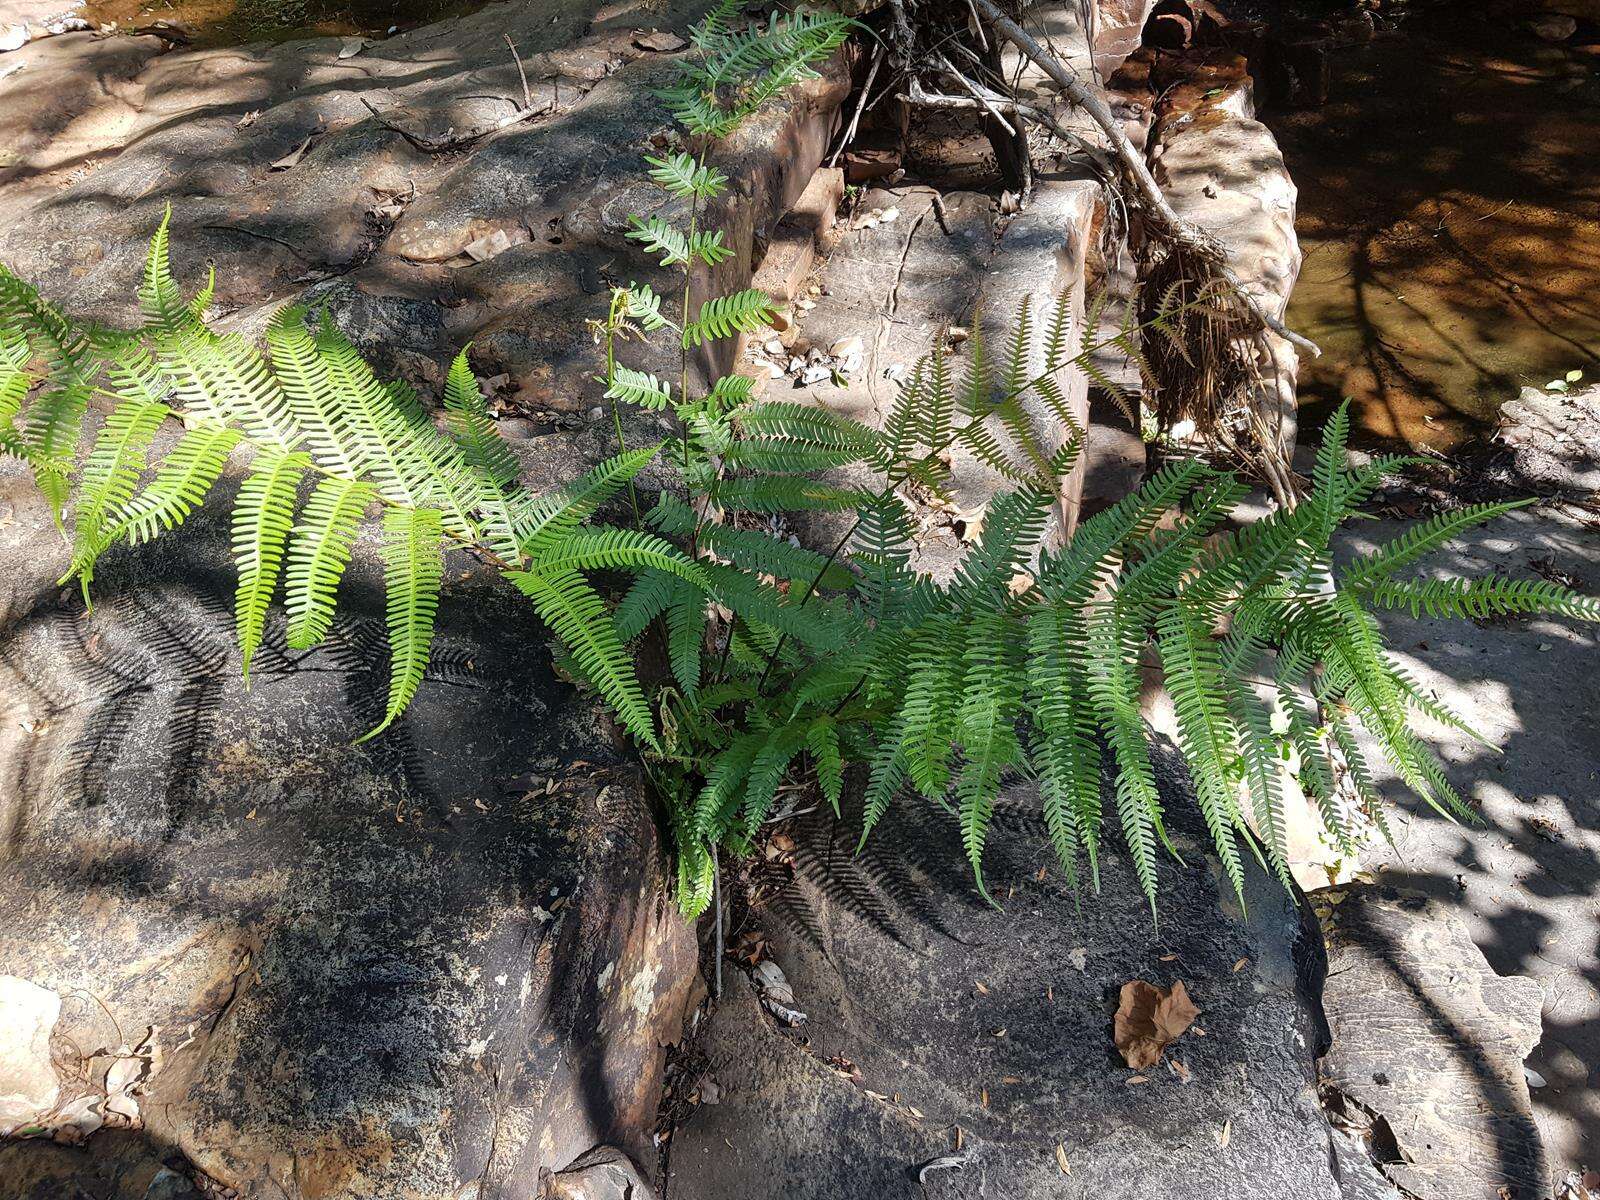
[1126,1074,1149,1085]
[1113,979,1200,1069]
[269,135,314,171]
[633,29,688,51]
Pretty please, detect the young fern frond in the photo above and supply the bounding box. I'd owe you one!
[442,349,518,489]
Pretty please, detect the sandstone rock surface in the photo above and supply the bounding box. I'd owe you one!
[1318,885,1550,1200]
[668,753,1342,1200]
[0,477,696,1199]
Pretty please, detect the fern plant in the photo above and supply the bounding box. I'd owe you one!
[3,3,1596,927]
[0,220,703,746]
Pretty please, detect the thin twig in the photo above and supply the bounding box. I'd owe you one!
[828,44,883,169]
[934,52,1015,137]
[504,34,533,111]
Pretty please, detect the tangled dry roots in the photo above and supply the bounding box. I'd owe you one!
[1140,241,1297,501]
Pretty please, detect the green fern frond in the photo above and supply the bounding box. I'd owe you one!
[1365,574,1600,622]
[712,476,872,514]
[67,398,172,597]
[1087,600,1163,912]
[623,284,671,332]
[807,715,844,812]
[682,289,776,348]
[1157,602,1246,900]
[606,365,673,410]
[627,215,693,267]
[646,152,730,200]
[1340,500,1532,590]
[137,207,195,335]
[107,420,242,547]
[534,527,707,585]
[507,566,659,751]
[664,574,708,694]
[442,349,518,488]
[1027,605,1102,887]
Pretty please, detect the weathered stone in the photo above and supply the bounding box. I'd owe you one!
[1531,12,1578,40]
[0,31,166,175]
[1089,0,1158,79]
[787,166,845,242]
[752,224,816,304]
[0,475,697,1199]
[1496,384,1600,496]
[842,145,901,184]
[668,754,1340,1199]
[0,976,60,1134]
[544,1145,656,1199]
[1317,885,1550,1200]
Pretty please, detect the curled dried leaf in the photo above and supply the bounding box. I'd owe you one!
[1113,979,1199,1069]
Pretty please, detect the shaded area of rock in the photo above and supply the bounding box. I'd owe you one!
[669,752,1341,1199]
[0,474,696,1199]
[1316,884,1550,1200]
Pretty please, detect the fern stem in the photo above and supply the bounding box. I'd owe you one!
[603,291,643,526]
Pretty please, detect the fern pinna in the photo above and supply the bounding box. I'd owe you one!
[0,215,701,747]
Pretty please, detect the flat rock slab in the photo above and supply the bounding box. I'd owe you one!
[1316,884,1549,1200]
[668,753,1342,1200]
[778,174,1141,576]
[0,476,695,1199]
[1333,501,1600,1173]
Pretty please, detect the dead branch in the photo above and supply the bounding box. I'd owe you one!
[967,0,1320,360]
[829,44,883,169]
